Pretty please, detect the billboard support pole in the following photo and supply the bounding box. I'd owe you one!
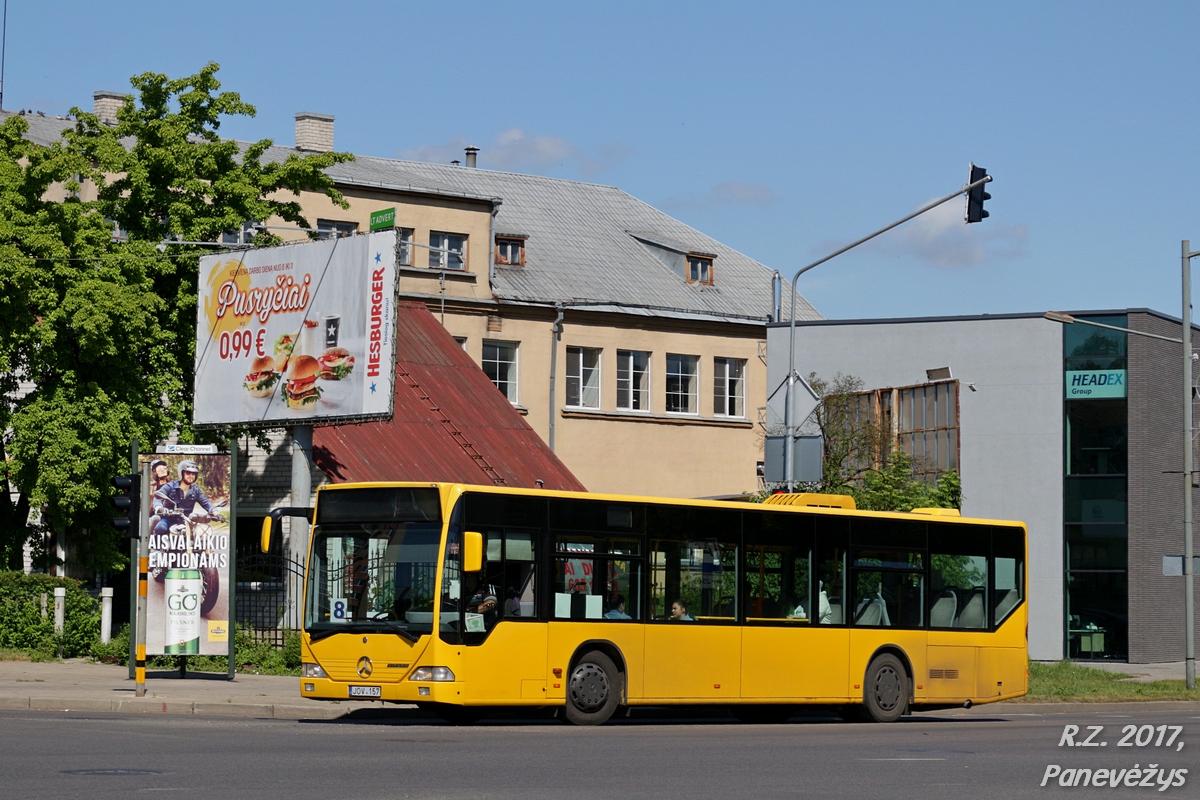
[135,461,150,696]
[228,439,238,681]
[289,426,313,630]
[128,439,139,679]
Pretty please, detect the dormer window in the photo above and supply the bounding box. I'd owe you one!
[687,254,714,285]
[495,235,527,267]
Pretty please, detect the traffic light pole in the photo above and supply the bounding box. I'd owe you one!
[783,170,994,489]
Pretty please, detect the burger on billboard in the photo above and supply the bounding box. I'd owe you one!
[193,231,398,426]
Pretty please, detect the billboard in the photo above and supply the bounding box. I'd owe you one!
[141,453,233,656]
[194,231,398,426]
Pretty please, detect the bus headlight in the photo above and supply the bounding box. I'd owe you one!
[408,666,455,682]
[302,663,328,679]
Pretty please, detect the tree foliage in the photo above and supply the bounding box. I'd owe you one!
[0,64,351,572]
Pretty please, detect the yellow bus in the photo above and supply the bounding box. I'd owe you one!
[261,482,1027,725]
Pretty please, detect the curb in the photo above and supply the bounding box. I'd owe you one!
[0,695,354,720]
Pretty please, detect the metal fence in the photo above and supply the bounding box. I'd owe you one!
[234,554,305,648]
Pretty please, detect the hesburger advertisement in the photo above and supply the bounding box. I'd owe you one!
[193,231,398,426]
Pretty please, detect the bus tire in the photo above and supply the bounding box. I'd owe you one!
[564,651,621,726]
[863,653,908,723]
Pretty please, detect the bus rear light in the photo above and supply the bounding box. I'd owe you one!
[409,666,456,682]
[302,663,328,679]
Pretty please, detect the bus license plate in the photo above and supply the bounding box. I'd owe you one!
[349,685,381,698]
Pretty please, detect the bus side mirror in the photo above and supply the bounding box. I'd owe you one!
[463,531,484,573]
[261,516,273,554]
[261,506,314,554]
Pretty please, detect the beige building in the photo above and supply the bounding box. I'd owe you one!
[263,114,823,498]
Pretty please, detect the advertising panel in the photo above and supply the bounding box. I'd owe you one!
[193,231,398,426]
[141,453,233,656]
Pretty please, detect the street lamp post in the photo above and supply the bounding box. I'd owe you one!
[1046,238,1200,689]
[782,171,993,489]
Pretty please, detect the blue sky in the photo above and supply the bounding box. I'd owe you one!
[7,1,1200,320]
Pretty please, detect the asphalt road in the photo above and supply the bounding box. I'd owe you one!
[1,706,1197,799]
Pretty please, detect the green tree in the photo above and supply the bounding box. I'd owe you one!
[0,63,352,573]
[850,451,962,512]
[801,372,889,494]
[753,372,962,513]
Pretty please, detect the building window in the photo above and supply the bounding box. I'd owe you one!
[483,340,518,402]
[665,354,699,414]
[687,254,714,285]
[220,221,258,245]
[429,232,467,270]
[453,336,467,350]
[495,237,526,266]
[616,350,650,411]
[317,219,358,238]
[713,357,745,417]
[397,227,414,267]
[566,346,601,409]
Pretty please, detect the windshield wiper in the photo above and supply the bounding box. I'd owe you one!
[307,619,420,643]
[375,618,419,643]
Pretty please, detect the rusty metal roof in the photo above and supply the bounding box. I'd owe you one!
[313,302,585,491]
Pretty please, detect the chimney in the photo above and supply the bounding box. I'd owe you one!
[295,112,334,152]
[464,146,478,168]
[93,91,128,127]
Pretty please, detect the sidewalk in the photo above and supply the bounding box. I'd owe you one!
[0,658,1195,722]
[0,658,390,720]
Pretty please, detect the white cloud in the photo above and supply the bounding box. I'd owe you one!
[819,199,1028,269]
[661,180,779,212]
[394,129,631,175]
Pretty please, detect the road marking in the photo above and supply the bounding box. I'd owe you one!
[858,757,947,761]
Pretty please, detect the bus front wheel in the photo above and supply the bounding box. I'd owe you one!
[564,651,621,726]
[863,653,908,723]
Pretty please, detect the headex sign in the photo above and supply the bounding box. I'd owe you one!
[193,231,398,426]
[1065,369,1127,399]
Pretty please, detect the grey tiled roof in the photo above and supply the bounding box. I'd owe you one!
[319,154,821,324]
[0,111,76,146]
[3,107,820,324]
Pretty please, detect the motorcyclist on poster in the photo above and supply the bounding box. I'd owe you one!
[153,459,223,537]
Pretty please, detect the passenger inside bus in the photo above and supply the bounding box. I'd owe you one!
[605,594,632,620]
[670,599,694,621]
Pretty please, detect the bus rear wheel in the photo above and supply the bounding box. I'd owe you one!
[863,653,908,723]
[564,651,621,726]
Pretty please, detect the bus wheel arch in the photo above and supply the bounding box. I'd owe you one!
[860,646,912,723]
[563,641,625,726]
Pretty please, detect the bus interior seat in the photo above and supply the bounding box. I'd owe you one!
[955,588,986,628]
[826,598,843,624]
[930,589,958,627]
[994,588,1019,623]
[854,596,890,626]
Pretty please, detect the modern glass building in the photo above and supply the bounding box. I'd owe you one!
[1062,315,1128,660]
[767,309,1197,663]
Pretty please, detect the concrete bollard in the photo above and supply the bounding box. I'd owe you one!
[100,587,114,644]
[53,587,65,659]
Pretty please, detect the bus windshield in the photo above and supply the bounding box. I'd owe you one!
[305,487,442,641]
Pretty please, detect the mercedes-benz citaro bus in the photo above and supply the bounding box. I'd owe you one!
[260,482,1027,725]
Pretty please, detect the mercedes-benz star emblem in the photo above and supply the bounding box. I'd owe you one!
[357,656,373,679]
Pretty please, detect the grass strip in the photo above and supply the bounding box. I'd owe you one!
[1020,660,1200,702]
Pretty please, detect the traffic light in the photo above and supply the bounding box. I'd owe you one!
[111,473,140,539]
[965,163,991,223]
